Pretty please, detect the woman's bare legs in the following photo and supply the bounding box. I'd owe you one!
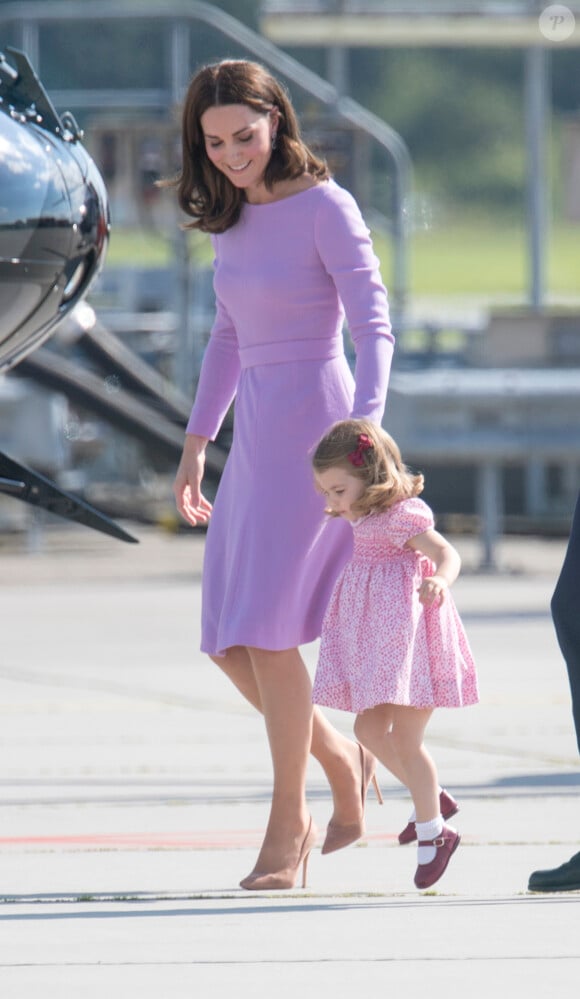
[355,703,439,822]
[241,647,312,878]
[211,646,370,832]
[210,646,262,709]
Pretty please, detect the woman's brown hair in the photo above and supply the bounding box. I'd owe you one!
[312,418,424,519]
[168,59,330,234]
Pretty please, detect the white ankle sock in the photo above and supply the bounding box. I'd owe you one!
[416,816,444,865]
[407,787,443,825]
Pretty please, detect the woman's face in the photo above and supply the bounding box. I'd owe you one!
[200,103,277,199]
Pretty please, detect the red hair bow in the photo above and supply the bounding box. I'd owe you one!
[347,433,373,467]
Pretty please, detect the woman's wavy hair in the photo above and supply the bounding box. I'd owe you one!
[166,59,330,234]
[312,418,424,519]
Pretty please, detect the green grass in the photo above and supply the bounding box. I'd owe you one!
[547,225,580,294]
[104,217,580,300]
[375,218,580,299]
[105,228,212,268]
[106,228,172,267]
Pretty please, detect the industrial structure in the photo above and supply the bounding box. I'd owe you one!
[1,2,579,565]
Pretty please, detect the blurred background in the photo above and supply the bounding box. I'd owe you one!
[1,0,580,567]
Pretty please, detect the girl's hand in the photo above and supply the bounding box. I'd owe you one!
[406,529,461,606]
[417,575,448,607]
[173,434,213,527]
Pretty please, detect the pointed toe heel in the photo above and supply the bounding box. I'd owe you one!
[322,743,382,855]
[240,817,318,891]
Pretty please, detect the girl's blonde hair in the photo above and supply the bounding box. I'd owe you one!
[165,59,329,234]
[312,418,424,518]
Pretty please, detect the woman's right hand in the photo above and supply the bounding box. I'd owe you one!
[173,433,213,526]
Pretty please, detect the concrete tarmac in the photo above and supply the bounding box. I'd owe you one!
[0,524,579,997]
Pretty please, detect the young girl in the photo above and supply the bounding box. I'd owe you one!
[311,418,478,890]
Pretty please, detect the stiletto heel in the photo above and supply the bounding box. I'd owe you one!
[321,743,382,855]
[301,848,310,889]
[240,816,318,891]
[372,772,384,806]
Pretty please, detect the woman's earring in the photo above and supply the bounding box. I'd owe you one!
[271,130,278,151]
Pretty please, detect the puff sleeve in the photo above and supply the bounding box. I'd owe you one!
[387,498,435,550]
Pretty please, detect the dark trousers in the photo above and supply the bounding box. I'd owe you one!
[551,490,580,755]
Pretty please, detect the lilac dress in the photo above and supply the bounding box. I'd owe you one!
[186,180,394,655]
[313,498,479,712]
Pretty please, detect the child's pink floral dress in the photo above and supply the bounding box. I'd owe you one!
[312,496,478,712]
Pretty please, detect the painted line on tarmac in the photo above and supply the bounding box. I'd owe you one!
[0,830,399,851]
[0,830,265,849]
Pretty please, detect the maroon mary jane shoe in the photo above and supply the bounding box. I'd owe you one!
[399,789,459,846]
[414,825,461,890]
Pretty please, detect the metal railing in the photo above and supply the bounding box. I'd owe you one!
[261,1,580,17]
[0,0,411,319]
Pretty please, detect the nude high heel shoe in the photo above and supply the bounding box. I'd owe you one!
[321,743,383,855]
[239,816,318,891]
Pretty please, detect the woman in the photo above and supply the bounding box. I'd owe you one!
[171,59,394,890]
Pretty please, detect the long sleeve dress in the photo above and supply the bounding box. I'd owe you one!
[186,179,394,656]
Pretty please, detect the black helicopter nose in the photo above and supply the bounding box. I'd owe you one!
[0,49,109,373]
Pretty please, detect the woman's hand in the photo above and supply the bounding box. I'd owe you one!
[173,433,213,526]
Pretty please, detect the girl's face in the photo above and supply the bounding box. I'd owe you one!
[315,467,366,521]
[200,103,277,201]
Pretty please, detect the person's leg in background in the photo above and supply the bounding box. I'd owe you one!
[528,491,580,892]
[551,491,580,755]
